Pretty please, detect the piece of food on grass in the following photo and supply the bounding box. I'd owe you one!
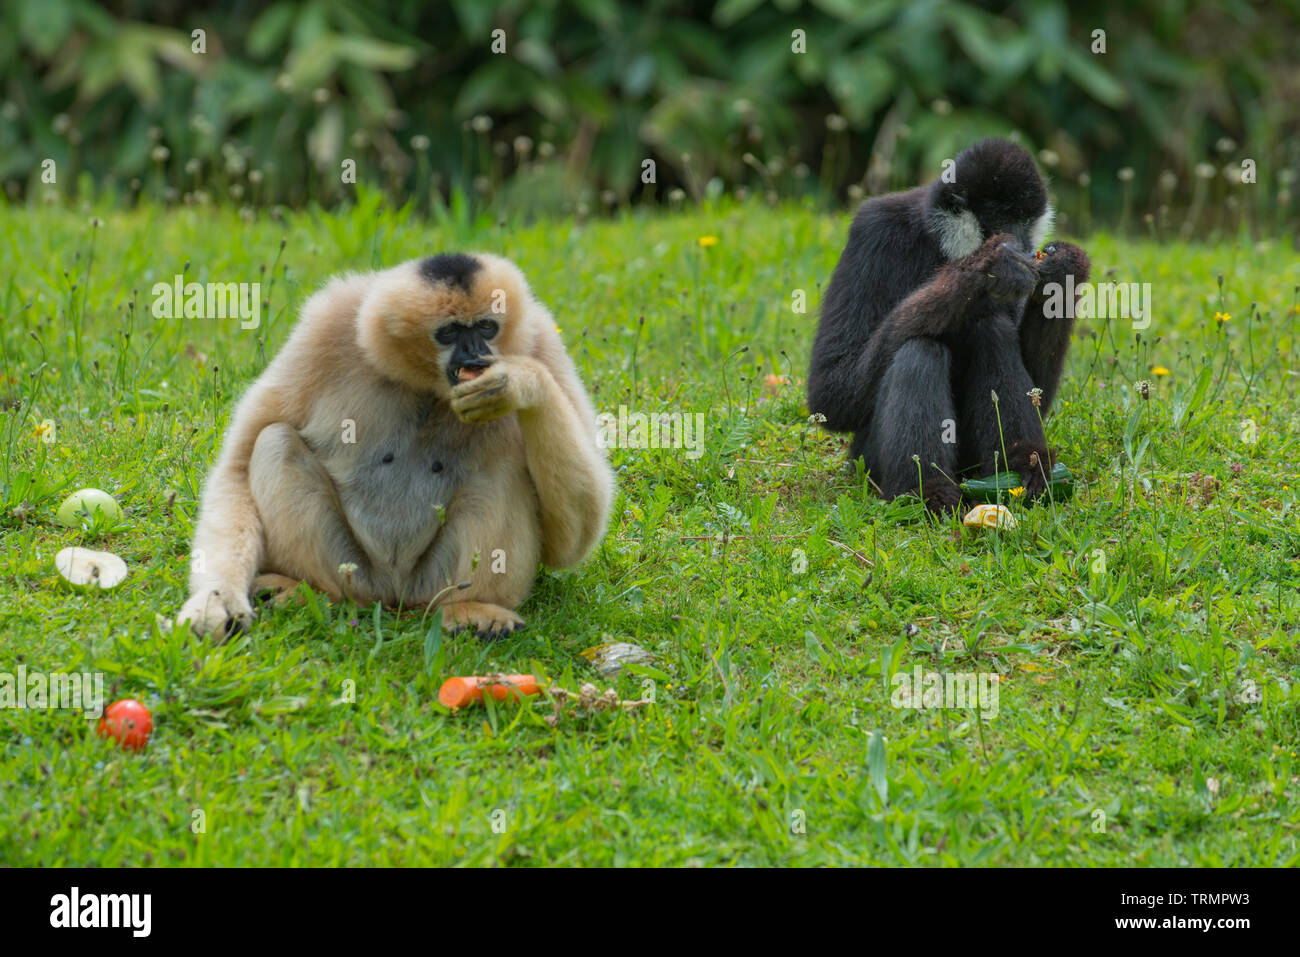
[961,462,1075,503]
[56,488,124,529]
[438,674,540,709]
[963,503,1017,529]
[55,547,128,589]
[97,698,153,751]
[580,641,655,678]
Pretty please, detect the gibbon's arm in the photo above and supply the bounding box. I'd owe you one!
[516,321,613,568]
[449,316,613,569]
[849,250,1014,420]
[180,377,293,633]
[1020,240,1090,415]
[812,230,1031,432]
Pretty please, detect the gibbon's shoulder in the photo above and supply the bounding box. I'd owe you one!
[840,186,940,266]
[848,185,934,237]
[285,272,373,347]
[253,272,374,398]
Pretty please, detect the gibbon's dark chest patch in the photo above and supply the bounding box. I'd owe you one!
[309,386,487,572]
[418,253,481,291]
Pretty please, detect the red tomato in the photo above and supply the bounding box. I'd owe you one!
[97,699,153,751]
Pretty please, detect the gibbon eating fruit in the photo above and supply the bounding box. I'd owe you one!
[177,253,614,640]
[808,138,1091,513]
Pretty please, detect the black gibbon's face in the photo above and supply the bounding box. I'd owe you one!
[939,187,1049,255]
[434,317,500,386]
[931,138,1053,258]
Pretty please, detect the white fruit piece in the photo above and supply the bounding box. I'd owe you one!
[55,547,129,590]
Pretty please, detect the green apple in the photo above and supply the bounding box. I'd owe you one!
[55,547,128,590]
[56,488,124,531]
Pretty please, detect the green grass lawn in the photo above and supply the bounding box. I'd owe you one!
[2,194,1299,866]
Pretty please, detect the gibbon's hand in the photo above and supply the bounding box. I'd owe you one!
[449,356,543,424]
[965,233,1038,304]
[176,584,254,641]
[1030,241,1091,299]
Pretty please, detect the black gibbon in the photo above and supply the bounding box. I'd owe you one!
[177,253,614,640]
[808,137,1090,513]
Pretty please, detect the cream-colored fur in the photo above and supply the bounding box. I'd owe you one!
[176,254,614,639]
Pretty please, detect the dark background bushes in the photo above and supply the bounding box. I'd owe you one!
[2,0,1296,232]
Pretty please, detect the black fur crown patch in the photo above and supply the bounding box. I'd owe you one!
[419,253,482,291]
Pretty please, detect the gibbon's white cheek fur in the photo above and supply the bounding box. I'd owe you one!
[175,253,615,641]
[1030,203,1056,251]
[930,207,983,260]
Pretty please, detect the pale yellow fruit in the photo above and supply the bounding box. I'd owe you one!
[962,504,1017,529]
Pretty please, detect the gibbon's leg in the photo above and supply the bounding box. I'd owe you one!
[405,465,541,640]
[856,338,962,514]
[845,234,1041,435]
[247,423,380,600]
[957,314,1053,500]
[450,351,613,569]
[1020,241,1090,415]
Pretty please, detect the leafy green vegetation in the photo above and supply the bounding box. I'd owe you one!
[4,1,1297,226]
[2,196,1298,865]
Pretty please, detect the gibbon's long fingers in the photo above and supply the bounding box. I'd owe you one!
[512,356,613,569]
[450,377,515,423]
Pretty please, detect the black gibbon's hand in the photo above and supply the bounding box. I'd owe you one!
[963,233,1040,304]
[1030,241,1091,300]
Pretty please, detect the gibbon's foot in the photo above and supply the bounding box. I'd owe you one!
[921,482,963,516]
[251,573,303,608]
[176,585,254,641]
[1006,441,1055,504]
[444,600,526,640]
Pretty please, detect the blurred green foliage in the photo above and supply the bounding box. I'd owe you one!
[1,0,1297,230]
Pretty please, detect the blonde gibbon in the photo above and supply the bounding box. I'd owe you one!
[176,252,614,640]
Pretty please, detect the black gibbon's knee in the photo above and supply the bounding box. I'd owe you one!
[865,339,959,496]
[955,319,1048,473]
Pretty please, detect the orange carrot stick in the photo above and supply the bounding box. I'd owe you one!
[438,674,541,709]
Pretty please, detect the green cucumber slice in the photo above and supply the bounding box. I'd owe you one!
[960,462,1075,503]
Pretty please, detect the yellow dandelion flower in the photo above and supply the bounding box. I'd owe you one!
[554,324,562,334]
[1009,486,1025,497]
[1214,311,1231,324]
[697,235,718,247]
[1150,365,1171,376]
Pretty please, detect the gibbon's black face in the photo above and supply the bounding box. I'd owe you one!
[931,138,1052,257]
[434,317,499,386]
